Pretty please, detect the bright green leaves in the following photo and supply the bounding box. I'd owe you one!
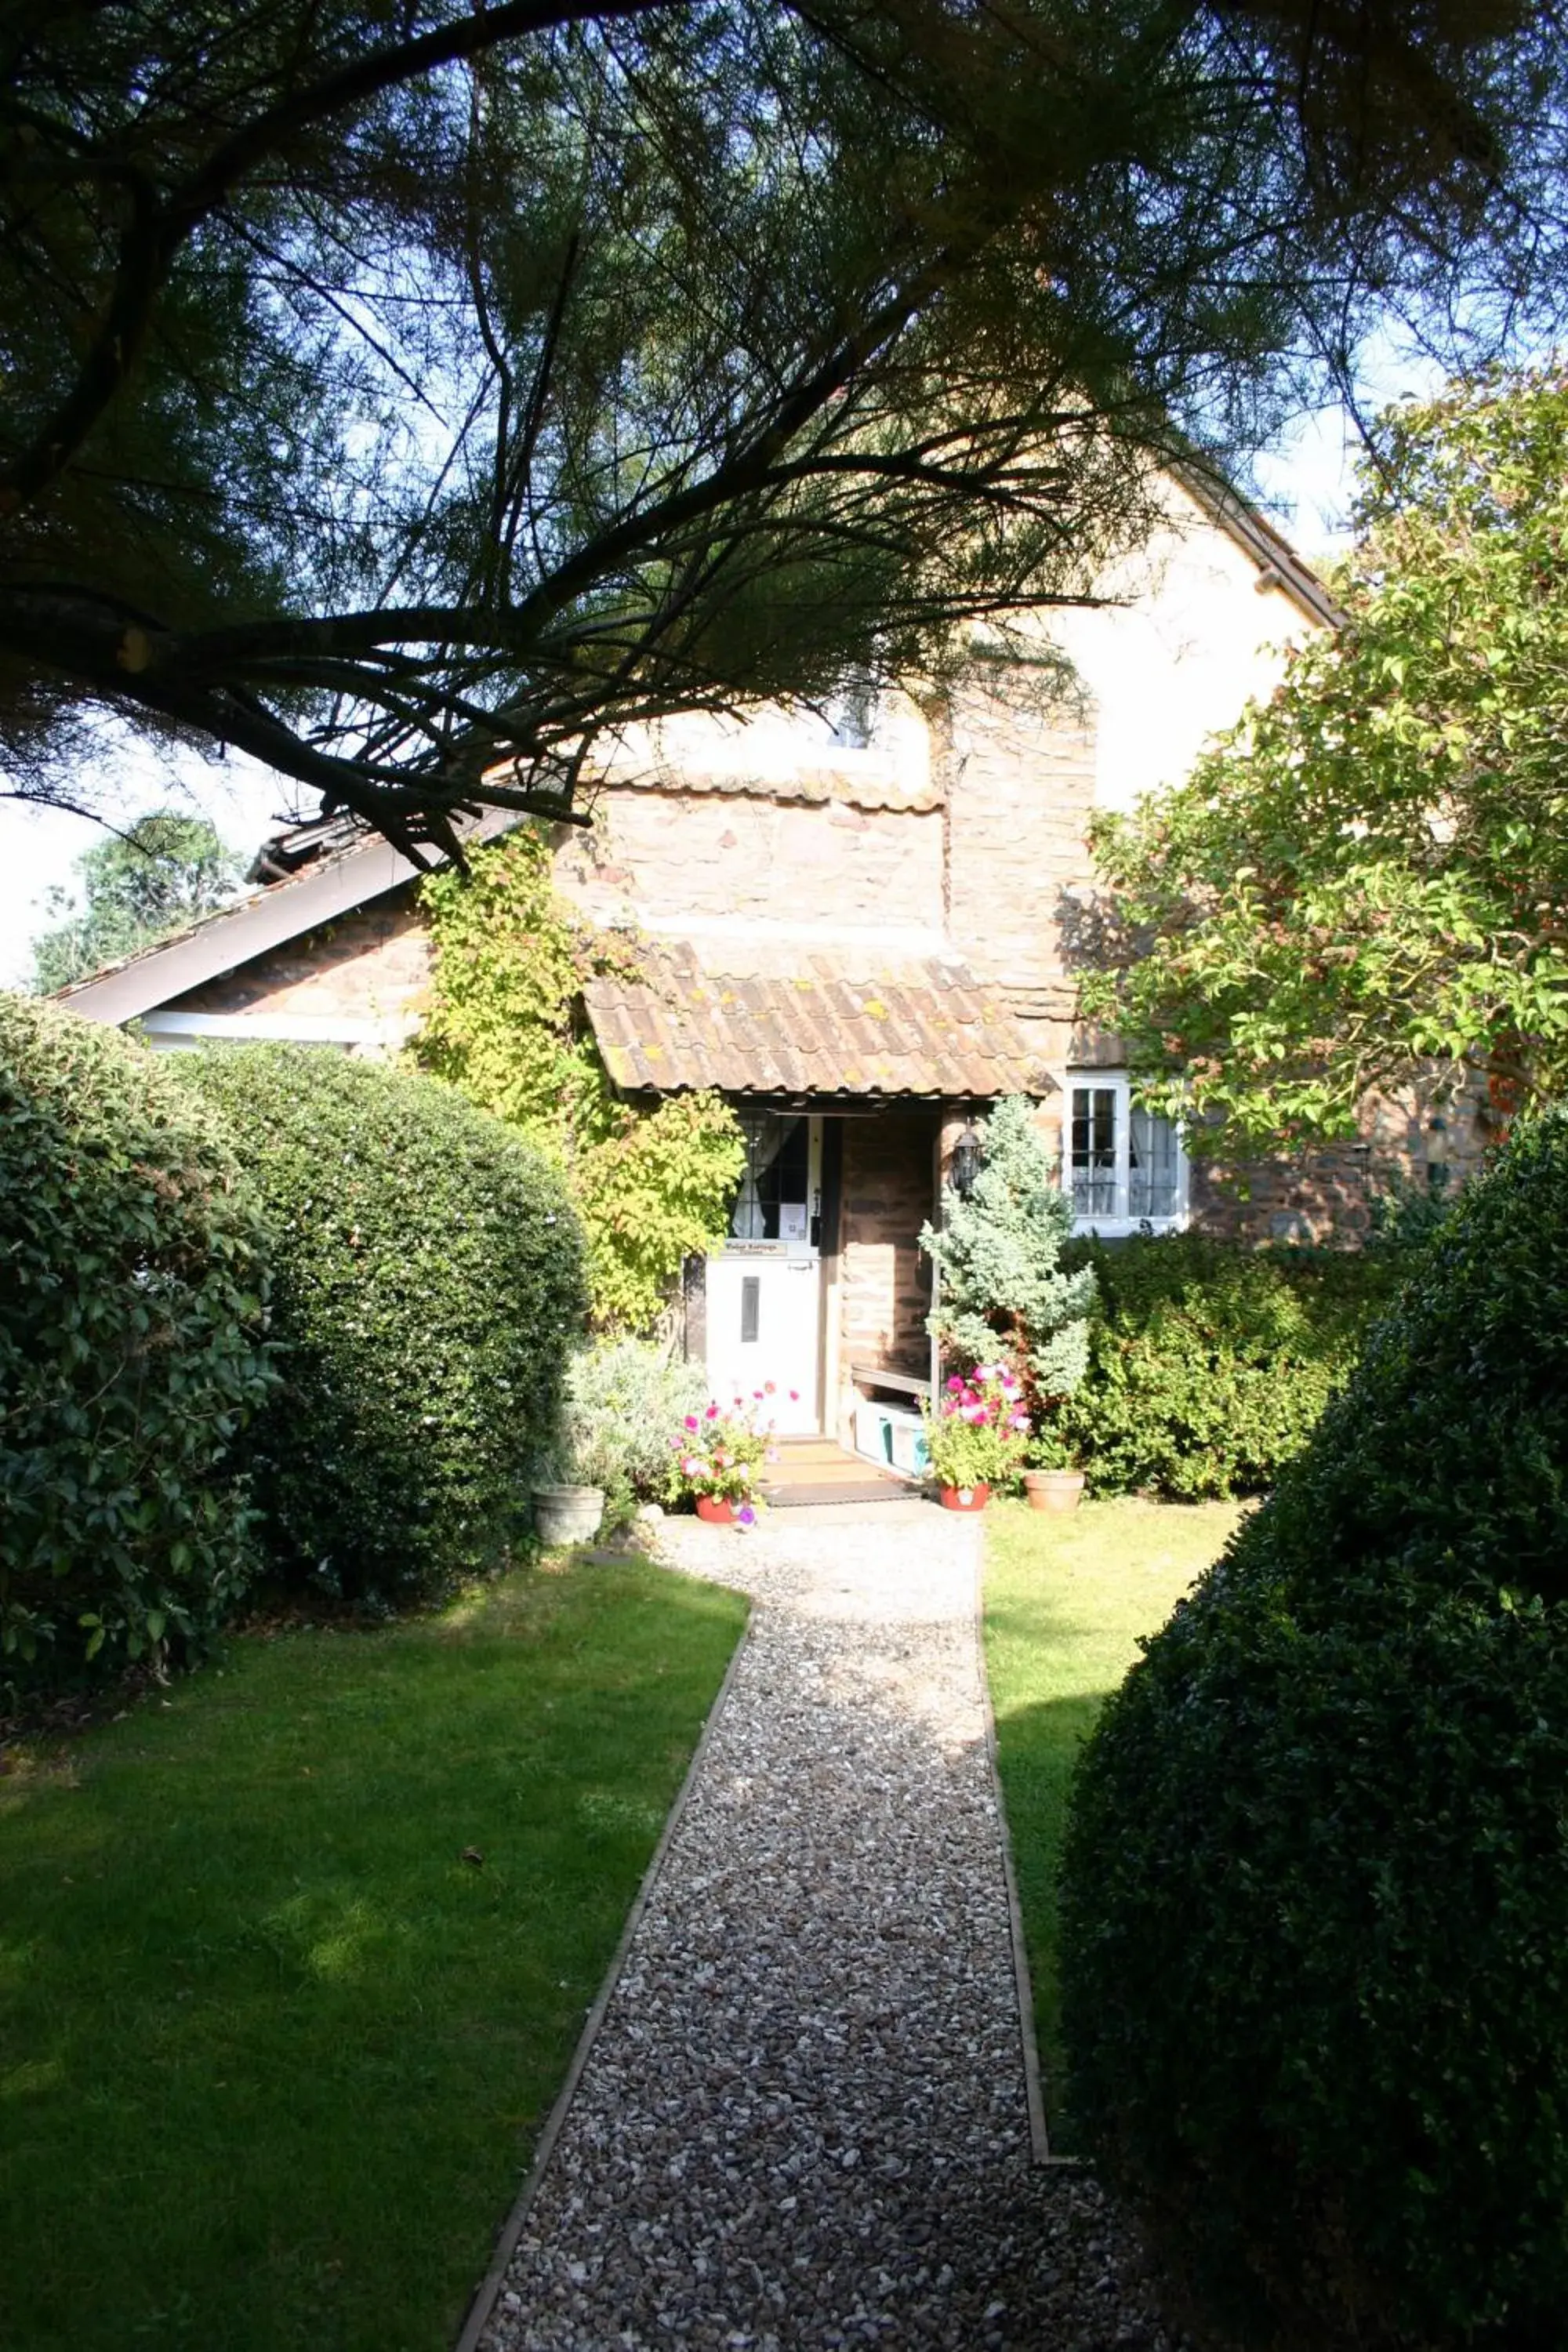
[175,1044,586,1610]
[0,996,276,1686]
[1083,365,1568,1157]
[418,828,743,1332]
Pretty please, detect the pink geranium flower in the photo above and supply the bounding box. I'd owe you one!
[705,1402,720,1420]
[684,1414,700,1431]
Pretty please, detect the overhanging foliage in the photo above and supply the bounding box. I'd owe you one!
[1083,364,1568,1155]
[416,824,744,1329]
[3,2,1565,855]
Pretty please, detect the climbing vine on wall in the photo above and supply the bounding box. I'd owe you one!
[417,826,744,1331]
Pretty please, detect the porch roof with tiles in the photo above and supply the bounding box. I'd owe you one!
[582,935,1051,1101]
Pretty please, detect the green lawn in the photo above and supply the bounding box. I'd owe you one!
[0,1557,746,2352]
[984,1494,1243,2150]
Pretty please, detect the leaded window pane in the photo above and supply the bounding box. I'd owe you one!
[730,1112,809,1240]
[1129,1104,1179,1218]
[1070,1085,1119,1218]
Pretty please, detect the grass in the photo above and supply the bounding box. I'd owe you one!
[984,1494,1243,2150]
[0,1555,746,2352]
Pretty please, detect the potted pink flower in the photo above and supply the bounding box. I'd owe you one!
[922,1364,1031,1512]
[669,1391,774,1525]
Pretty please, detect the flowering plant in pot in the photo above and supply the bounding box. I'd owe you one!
[924,1364,1030,1511]
[1022,1419,1087,1513]
[668,1389,776,1526]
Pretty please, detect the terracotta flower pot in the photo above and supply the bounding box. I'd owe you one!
[695,1494,736,1525]
[938,1483,990,1513]
[1023,1468,1085,1514]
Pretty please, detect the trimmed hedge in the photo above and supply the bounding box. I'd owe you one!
[1060,1115,1568,2352]
[176,1046,586,1607]
[1,997,274,1686]
[1056,1232,1396,1497]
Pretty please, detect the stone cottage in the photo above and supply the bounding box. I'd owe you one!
[62,475,1395,1450]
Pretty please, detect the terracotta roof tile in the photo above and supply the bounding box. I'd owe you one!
[583,938,1051,1098]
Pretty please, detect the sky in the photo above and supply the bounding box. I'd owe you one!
[0,352,1446,989]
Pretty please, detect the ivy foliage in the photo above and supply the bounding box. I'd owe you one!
[1083,365,1568,1157]
[419,827,744,1331]
[1,996,275,1686]
[920,1095,1095,1396]
[1062,1112,1568,2352]
[176,1044,584,1610]
[1057,1232,1397,1500]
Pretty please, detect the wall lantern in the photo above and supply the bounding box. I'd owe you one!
[951,1122,982,1199]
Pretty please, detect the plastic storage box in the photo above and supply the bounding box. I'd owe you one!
[854,1398,896,1465]
[884,1405,931,1476]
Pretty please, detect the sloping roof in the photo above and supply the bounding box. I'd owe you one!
[583,938,1050,1099]
[58,804,519,1025]
[1174,462,1344,629]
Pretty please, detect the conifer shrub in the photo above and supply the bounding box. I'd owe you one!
[1060,1113,1568,2352]
[920,1094,1096,1395]
[1056,1232,1396,1498]
[1,997,274,1686]
[177,1046,586,1608]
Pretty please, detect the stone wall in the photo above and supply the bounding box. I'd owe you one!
[837,1111,939,1381]
[164,886,432,1028]
[551,788,945,937]
[1190,1073,1494,1246]
[939,677,1098,995]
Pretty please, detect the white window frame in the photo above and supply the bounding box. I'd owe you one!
[1063,1069,1189,1236]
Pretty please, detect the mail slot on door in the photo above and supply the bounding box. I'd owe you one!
[740,1275,760,1342]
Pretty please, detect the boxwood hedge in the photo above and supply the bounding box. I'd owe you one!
[1,996,274,1686]
[1056,1232,1396,1499]
[1060,1116,1568,2351]
[176,1045,586,1608]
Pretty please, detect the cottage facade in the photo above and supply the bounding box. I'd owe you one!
[64,477,1409,1450]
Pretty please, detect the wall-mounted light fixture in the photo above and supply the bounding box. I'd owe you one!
[951,1122,982,1200]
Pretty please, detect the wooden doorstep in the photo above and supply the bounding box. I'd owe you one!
[762,1436,906,1505]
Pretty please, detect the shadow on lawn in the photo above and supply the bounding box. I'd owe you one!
[0,1559,746,2352]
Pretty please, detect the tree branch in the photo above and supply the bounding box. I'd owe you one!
[0,0,670,514]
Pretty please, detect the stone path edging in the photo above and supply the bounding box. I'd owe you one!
[452,1611,756,2352]
[459,1508,1181,2352]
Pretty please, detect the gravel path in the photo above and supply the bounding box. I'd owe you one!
[477,1501,1185,2352]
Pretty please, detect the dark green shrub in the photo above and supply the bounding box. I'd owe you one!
[176,1046,586,1608]
[1,996,274,1686]
[1061,1114,1568,2352]
[1056,1232,1396,1497]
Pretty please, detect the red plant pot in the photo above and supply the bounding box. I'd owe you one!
[695,1495,736,1525]
[938,1483,990,1513]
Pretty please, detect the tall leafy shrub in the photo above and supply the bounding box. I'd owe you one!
[1,996,274,1684]
[1061,1112,1568,2352]
[177,1046,585,1607]
[1057,1232,1396,1498]
[920,1095,1095,1394]
[417,826,744,1331]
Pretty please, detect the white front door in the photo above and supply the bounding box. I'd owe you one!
[705,1249,821,1434]
[703,1111,822,1435]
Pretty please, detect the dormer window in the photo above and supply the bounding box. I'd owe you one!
[1065,1070,1186,1234]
